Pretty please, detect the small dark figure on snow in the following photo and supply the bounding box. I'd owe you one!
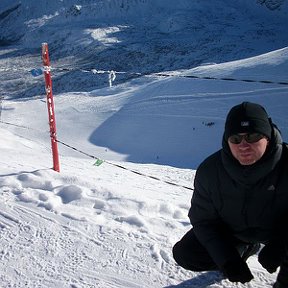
[173,102,288,287]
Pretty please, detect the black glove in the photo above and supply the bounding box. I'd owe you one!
[258,242,286,273]
[222,258,253,283]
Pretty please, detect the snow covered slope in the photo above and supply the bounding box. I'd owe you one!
[1,48,288,287]
[3,47,287,169]
[0,1,288,287]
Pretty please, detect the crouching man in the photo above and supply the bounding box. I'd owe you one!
[173,102,288,287]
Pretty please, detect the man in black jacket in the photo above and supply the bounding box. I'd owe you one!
[173,102,288,288]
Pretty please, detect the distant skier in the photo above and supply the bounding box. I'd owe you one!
[173,102,288,288]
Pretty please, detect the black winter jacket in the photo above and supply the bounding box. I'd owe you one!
[188,127,288,269]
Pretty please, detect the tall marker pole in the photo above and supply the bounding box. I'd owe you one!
[42,43,60,172]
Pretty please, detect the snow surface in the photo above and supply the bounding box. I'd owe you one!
[0,1,288,287]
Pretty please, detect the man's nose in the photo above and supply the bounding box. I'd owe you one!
[238,139,250,147]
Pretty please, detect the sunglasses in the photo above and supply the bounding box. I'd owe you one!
[228,133,265,144]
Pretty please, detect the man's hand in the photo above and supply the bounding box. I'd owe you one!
[222,258,253,283]
[258,242,286,273]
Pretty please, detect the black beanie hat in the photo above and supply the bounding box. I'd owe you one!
[224,102,272,140]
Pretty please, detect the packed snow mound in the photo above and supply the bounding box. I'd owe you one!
[0,125,195,287]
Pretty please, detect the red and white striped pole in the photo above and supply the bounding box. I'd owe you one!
[42,43,60,172]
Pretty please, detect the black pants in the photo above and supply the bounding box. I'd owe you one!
[172,228,258,272]
[174,229,288,285]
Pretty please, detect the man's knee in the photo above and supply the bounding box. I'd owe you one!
[172,229,217,271]
[172,240,186,268]
[173,240,195,270]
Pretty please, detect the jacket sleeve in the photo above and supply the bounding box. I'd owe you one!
[188,164,243,268]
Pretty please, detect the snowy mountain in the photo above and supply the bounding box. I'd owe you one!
[0,1,288,287]
[0,0,288,97]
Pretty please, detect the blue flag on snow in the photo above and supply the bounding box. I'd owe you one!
[30,68,43,77]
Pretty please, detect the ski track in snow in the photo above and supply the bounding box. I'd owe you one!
[0,165,194,287]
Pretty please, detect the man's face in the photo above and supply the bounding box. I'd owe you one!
[228,133,269,165]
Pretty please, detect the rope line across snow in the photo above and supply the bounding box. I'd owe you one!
[0,120,193,191]
[27,67,288,86]
[154,73,288,86]
[56,139,194,191]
